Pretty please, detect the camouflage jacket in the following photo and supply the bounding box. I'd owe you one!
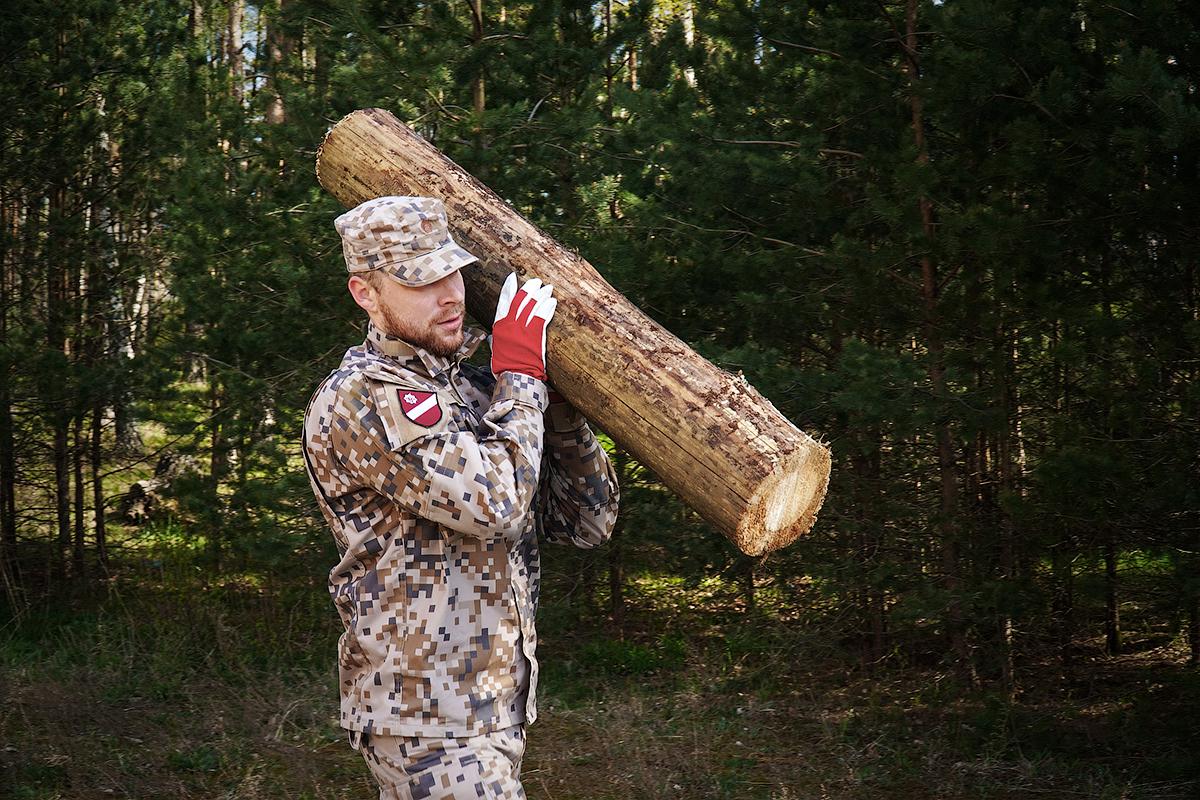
[303,323,618,738]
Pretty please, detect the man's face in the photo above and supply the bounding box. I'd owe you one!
[365,270,467,357]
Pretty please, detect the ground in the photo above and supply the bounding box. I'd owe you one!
[2,552,1197,800]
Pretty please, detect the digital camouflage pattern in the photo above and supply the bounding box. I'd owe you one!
[334,196,478,286]
[303,322,618,739]
[357,724,526,800]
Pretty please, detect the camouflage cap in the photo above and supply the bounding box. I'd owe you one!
[335,196,477,286]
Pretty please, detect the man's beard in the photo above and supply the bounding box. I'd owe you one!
[379,303,465,358]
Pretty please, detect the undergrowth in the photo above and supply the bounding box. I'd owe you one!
[2,550,1197,799]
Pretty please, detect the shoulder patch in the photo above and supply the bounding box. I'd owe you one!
[397,388,443,428]
[372,383,451,450]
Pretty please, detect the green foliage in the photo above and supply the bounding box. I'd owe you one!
[3,6,1200,794]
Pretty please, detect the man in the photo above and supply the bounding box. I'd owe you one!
[303,196,619,800]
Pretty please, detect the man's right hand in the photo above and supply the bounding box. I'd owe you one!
[491,273,557,381]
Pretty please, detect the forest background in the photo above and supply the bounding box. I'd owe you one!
[2,1,1198,798]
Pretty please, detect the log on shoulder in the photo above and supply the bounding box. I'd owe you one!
[316,108,830,556]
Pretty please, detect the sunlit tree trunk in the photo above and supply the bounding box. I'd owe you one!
[264,0,293,126]
[208,379,227,570]
[91,403,106,574]
[88,110,117,574]
[680,2,696,87]
[72,413,86,579]
[0,187,20,611]
[227,0,244,104]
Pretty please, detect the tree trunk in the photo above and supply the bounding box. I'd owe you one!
[0,189,17,601]
[227,0,244,104]
[900,0,972,682]
[741,557,756,615]
[580,553,599,622]
[0,189,16,558]
[264,0,293,126]
[87,127,113,576]
[608,447,628,631]
[467,0,487,168]
[680,3,696,87]
[48,186,71,582]
[998,320,1023,696]
[1188,593,1200,667]
[72,413,86,579]
[1098,251,1121,658]
[1052,537,1075,676]
[91,402,107,574]
[1104,536,1121,655]
[608,520,625,629]
[855,429,885,666]
[208,380,226,570]
[316,109,831,556]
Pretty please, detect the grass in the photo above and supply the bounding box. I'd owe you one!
[2,551,1198,799]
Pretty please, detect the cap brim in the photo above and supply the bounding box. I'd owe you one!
[378,241,478,287]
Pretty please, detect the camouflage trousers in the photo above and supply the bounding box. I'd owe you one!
[352,725,527,800]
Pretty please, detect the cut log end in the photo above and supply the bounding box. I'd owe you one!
[737,440,832,556]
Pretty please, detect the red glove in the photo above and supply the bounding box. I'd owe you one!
[491,274,557,380]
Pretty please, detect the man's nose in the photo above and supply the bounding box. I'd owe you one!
[438,273,465,305]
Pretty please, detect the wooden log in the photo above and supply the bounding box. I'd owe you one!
[315,108,830,556]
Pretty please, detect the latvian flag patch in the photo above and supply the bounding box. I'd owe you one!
[398,389,442,428]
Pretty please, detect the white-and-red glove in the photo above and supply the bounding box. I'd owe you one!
[491,274,557,381]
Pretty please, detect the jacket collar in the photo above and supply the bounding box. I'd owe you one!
[364,321,486,379]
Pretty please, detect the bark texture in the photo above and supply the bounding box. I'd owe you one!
[315,109,831,556]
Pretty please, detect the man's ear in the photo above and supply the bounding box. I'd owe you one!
[348,274,376,313]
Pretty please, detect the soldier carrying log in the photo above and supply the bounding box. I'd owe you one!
[302,195,620,800]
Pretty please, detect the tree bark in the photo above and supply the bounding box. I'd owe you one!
[1052,535,1076,676]
[48,184,71,582]
[0,189,16,557]
[680,3,697,87]
[608,520,625,629]
[264,0,293,126]
[741,556,756,614]
[467,0,487,168]
[91,402,107,573]
[1098,251,1121,658]
[900,0,973,683]
[316,109,831,556]
[852,424,885,666]
[1188,593,1200,667]
[608,447,628,630]
[1104,537,1121,655]
[72,413,86,579]
[227,0,244,104]
[208,379,226,570]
